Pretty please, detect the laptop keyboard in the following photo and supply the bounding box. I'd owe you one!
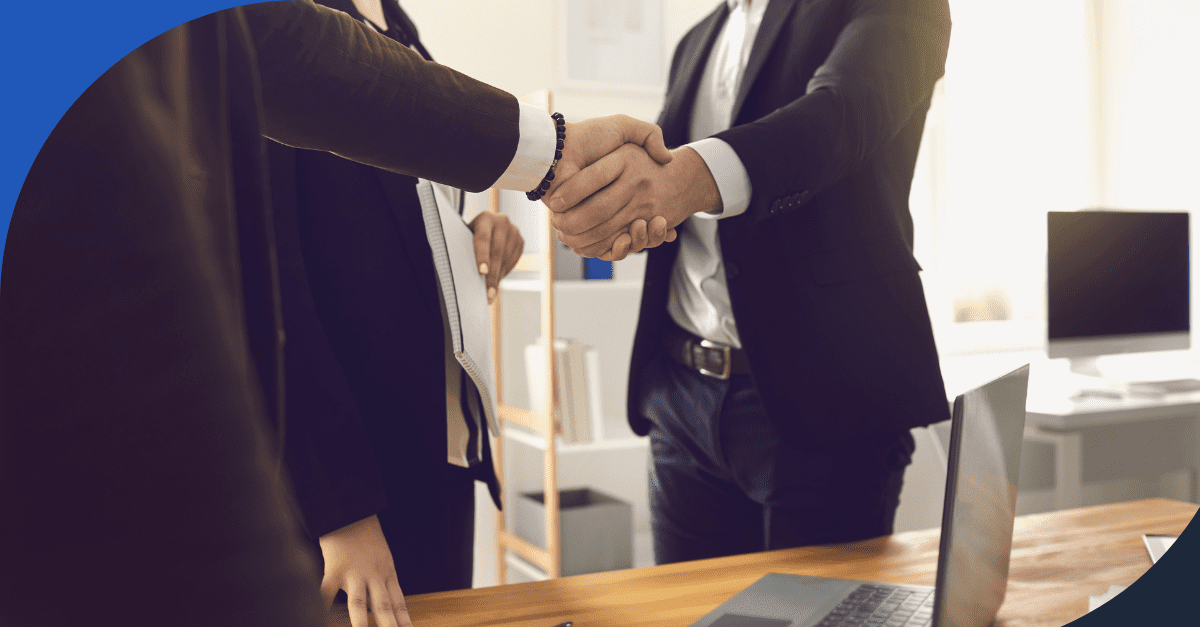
[813,584,934,627]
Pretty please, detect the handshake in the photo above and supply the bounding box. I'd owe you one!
[474,114,723,302]
[540,114,723,261]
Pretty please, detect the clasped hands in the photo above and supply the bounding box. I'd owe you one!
[541,115,723,261]
[470,114,721,303]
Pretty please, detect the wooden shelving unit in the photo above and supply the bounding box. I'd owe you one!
[490,89,562,583]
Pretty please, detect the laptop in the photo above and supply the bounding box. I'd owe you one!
[688,364,1031,627]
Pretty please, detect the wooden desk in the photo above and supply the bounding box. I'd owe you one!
[339,499,1194,627]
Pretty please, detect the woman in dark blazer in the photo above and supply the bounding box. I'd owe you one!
[2,1,675,624]
[1,3,543,626]
[270,0,520,621]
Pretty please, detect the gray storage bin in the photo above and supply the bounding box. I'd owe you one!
[514,487,633,576]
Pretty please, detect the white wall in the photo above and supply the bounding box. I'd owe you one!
[1093,0,1200,211]
[398,0,721,122]
[1092,0,1200,339]
[908,1,1200,356]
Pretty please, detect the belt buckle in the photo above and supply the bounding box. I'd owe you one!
[697,339,732,380]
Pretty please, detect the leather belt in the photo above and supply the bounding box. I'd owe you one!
[663,320,750,380]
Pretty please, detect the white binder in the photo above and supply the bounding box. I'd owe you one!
[416,180,499,439]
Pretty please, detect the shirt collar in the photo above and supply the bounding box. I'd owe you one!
[726,0,765,13]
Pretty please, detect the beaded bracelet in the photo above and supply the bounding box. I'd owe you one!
[527,112,566,201]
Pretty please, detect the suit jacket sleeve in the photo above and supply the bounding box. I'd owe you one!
[242,0,521,193]
[715,0,951,223]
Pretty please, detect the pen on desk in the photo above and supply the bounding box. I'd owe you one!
[551,622,573,627]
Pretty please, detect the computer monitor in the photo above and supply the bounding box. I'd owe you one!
[1047,210,1190,376]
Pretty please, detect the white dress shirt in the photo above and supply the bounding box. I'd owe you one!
[667,0,764,348]
[494,102,559,192]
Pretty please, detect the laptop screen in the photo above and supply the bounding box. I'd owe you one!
[931,364,1030,627]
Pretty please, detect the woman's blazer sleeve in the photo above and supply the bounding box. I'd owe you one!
[269,142,389,541]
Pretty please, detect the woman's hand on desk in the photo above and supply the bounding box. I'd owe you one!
[470,211,524,304]
[319,514,415,627]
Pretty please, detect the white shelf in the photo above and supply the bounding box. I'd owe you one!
[503,425,647,453]
[503,531,654,582]
[504,553,550,582]
[500,277,643,293]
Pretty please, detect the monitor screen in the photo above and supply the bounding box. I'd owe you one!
[1047,210,1190,359]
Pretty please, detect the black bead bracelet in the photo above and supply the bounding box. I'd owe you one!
[527,112,566,201]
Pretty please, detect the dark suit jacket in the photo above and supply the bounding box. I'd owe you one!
[271,0,501,572]
[628,0,953,448]
[1,1,518,624]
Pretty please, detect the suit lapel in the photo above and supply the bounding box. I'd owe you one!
[659,4,729,146]
[731,0,802,123]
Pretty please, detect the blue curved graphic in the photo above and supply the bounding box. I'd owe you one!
[0,0,250,268]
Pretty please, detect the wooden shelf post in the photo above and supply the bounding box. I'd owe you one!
[491,89,562,583]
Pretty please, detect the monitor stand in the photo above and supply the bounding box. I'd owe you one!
[1061,356,1126,400]
[1067,356,1104,378]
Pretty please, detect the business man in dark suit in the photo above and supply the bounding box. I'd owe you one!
[547,0,953,564]
[0,2,672,625]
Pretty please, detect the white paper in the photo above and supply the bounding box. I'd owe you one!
[417,180,499,437]
[1087,584,1126,612]
[562,0,665,87]
[1143,534,1177,564]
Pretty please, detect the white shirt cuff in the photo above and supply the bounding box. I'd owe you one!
[685,137,752,219]
[491,102,557,192]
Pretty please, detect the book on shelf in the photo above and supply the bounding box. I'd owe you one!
[524,337,603,444]
[583,257,613,279]
[583,348,605,441]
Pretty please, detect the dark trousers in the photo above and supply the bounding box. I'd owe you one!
[640,354,916,565]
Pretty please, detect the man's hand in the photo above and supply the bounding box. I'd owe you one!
[469,211,524,304]
[319,515,414,627]
[549,145,721,258]
[574,215,678,262]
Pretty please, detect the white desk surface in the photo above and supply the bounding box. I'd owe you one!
[940,348,1200,430]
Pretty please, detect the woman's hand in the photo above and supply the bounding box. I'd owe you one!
[470,211,524,304]
[318,515,414,627]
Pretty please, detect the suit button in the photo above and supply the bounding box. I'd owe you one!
[726,262,740,279]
